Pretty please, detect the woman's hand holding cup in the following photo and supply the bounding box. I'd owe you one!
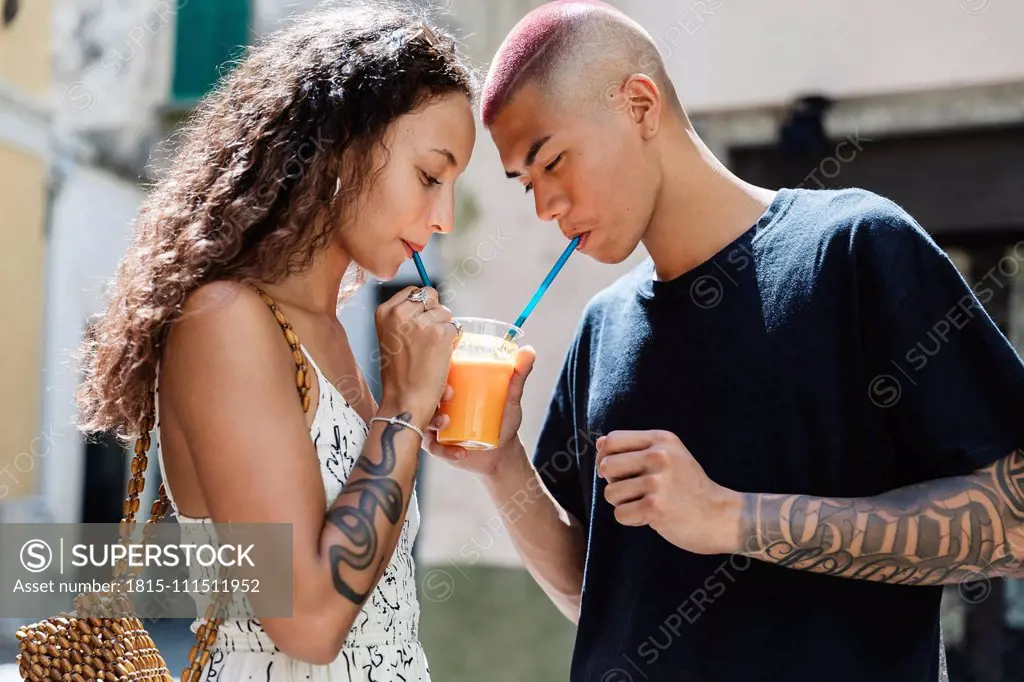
[375,286,460,429]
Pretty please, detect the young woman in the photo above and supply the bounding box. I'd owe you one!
[75,3,476,680]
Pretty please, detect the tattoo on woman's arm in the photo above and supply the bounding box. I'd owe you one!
[324,413,415,603]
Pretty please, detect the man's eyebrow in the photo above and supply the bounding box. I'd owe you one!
[505,134,552,179]
[431,148,457,166]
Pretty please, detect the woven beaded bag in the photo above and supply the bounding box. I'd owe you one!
[15,287,312,682]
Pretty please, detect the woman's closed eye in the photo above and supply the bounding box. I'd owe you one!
[420,170,442,187]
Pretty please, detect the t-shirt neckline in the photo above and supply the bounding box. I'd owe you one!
[635,187,798,302]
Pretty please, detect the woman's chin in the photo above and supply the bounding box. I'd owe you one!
[353,251,415,284]
[364,259,402,283]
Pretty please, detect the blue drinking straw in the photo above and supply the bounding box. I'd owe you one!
[411,251,432,288]
[507,235,581,339]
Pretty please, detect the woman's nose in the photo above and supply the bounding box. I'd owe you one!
[431,196,455,234]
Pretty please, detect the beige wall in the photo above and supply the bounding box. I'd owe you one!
[0,0,51,502]
[616,0,1024,114]
[0,145,47,500]
[0,0,51,95]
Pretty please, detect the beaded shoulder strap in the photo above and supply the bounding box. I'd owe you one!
[120,284,312,682]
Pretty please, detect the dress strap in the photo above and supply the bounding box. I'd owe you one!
[153,360,178,512]
[297,343,326,385]
[249,284,315,413]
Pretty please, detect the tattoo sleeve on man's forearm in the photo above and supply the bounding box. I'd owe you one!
[324,413,416,603]
[739,450,1024,584]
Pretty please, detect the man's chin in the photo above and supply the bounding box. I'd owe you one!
[589,243,635,265]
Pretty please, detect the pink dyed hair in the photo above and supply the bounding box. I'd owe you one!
[480,0,618,127]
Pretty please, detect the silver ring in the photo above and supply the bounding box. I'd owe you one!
[407,287,430,311]
[450,320,463,338]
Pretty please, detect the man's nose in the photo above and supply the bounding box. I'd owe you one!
[534,181,569,223]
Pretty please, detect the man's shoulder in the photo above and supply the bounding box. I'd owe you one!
[764,187,933,279]
[551,261,649,360]
[772,186,921,245]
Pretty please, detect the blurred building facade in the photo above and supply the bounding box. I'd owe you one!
[1,1,1023,681]
[0,0,51,511]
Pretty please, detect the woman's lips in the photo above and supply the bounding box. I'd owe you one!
[401,240,426,257]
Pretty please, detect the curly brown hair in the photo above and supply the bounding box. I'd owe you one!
[75,1,476,442]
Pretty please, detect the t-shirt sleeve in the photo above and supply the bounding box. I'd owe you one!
[532,339,587,524]
[855,206,1024,478]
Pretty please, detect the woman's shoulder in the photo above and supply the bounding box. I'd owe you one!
[174,280,277,333]
[180,280,265,320]
[164,280,287,374]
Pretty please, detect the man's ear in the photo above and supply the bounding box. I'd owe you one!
[624,74,662,140]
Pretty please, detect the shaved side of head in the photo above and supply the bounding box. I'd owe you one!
[481,0,681,127]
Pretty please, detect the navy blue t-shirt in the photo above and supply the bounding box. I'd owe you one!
[534,187,1024,682]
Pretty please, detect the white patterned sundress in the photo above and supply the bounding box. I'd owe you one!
[154,345,430,682]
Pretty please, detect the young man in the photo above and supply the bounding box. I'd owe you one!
[427,1,1024,680]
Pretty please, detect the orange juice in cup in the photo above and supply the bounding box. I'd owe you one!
[437,317,523,450]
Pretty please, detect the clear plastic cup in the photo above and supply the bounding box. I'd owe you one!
[436,317,523,450]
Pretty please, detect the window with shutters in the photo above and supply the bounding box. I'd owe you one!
[170,0,250,106]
